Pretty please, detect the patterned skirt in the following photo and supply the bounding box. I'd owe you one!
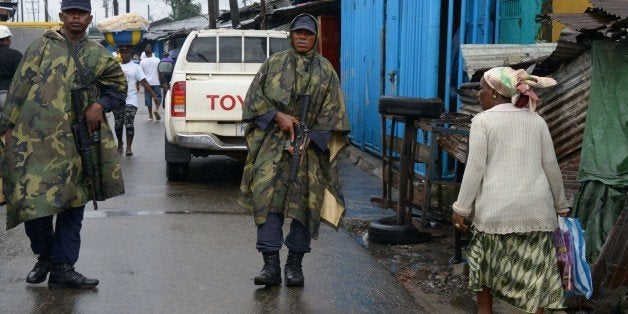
[467,230,565,313]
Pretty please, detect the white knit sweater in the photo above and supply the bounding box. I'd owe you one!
[452,103,569,234]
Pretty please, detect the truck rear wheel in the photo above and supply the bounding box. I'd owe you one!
[166,162,189,181]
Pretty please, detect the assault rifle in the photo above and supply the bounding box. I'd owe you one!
[70,88,104,210]
[285,95,311,202]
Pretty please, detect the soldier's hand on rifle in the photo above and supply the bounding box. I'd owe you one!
[287,136,310,158]
[274,111,298,142]
[85,102,103,134]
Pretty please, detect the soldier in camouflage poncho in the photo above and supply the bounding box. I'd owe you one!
[0,0,126,289]
[238,14,350,287]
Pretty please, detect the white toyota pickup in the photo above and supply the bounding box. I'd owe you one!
[163,29,289,181]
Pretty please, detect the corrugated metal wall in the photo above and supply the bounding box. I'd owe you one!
[341,0,442,155]
[396,1,442,97]
[341,0,545,177]
[340,0,384,153]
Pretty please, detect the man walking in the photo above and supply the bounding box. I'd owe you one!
[0,25,23,206]
[0,0,127,289]
[139,44,162,120]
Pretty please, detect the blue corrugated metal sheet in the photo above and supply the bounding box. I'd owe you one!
[341,0,384,153]
[397,1,441,98]
[341,0,444,176]
[340,0,549,179]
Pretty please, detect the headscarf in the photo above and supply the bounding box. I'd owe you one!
[483,67,557,112]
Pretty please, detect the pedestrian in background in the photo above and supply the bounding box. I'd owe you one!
[158,51,174,108]
[0,25,22,110]
[452,66,570,313]
[0,25,23,206]
[238,14,350,287]
[115,45,160,156]
[0,0,127,289]
[139,44,162,120]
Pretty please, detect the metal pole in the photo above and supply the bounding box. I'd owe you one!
[229,0,240,28]
[260,0,267,30]
[208,0,217,29]
[30,0,35,22]
[494,0,501,43]
[444,0,453,110]
[44,0,49,21]
[456,0,467,108]
[126,0,130,13]
[113,0,119,16]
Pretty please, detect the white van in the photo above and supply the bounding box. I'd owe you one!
[163,29,289,181]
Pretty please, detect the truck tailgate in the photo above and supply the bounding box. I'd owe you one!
[185,74,254,121]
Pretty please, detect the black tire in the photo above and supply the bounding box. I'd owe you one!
[166,161,189,181]
[368,216,432,245]
[378,95,444,119]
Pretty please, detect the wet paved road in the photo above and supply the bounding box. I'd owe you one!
[0,110,421,313]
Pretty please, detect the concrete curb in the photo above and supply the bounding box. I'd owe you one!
[343,145,383,180]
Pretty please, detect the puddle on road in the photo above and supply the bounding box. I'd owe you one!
[84,210,239,219]
[348,227,477,312]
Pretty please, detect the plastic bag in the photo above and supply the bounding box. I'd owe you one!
[560,217,593,299]
[554,218,573,290]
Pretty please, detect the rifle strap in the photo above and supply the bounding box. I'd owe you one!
[67,39,88,88]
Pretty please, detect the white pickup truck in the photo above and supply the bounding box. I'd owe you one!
[162,29,289,181]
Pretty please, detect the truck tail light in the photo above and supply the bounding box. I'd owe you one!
[171,81,186,117]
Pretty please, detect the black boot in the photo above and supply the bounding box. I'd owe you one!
[26,256,51,284]
[284,250,304,287]
[48,263,99,289]
[253,251,281,286]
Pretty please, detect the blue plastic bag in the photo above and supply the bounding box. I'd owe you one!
[560,217,593,299]
[554,219,573,290]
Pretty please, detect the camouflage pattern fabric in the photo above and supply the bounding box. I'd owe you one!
[238,44,350,239]
[0,27,127,230]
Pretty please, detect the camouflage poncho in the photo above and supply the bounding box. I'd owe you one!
[0,27,127,229]
[238,25,350,239]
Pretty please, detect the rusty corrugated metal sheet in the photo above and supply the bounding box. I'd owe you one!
[540,0,626,73]
[441,50,591,167]
[590,0,628,19]
[549,13,608,30]
[537,50,591,166]
[461,43,558,80]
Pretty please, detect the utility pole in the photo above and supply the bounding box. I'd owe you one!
[126,0,130,13]
[103,0,109,18]
[229,0,240,29]
[30,0,35,21]
[147,5,151,21]
[113,0,119,15]
[208,0,218,29]
[44,0,49,21]
[20,0,23,21]
[259,0,267,30]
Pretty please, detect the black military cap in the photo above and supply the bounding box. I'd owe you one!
[61,0,91,12]
[291,14,317,35]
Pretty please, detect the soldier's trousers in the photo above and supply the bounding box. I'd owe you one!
[24,205,85,265]
[256,213,311,254]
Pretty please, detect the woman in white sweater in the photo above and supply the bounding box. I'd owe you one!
[452,67,570,314]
